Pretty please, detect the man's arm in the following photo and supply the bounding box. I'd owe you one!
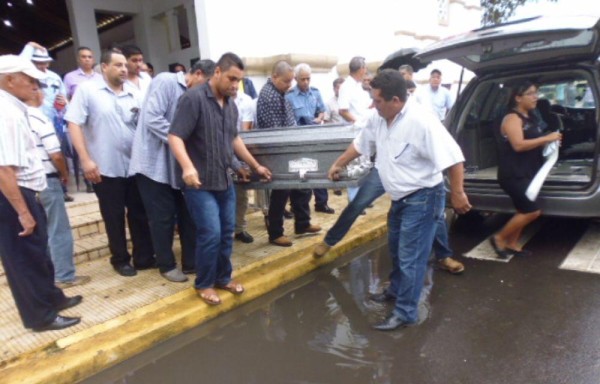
[48,152,69,185]
[0,166,35,236]
[232,136,272,180]
[67,121,101,183]
[168,134,201,188]
[339,109,356,124]
[328,143,361,180]
[446,162,471,214]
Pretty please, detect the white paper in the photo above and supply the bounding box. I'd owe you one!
[525,140,559,201]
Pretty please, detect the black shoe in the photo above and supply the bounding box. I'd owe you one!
[63,193,74,202]
[372,314,414,331]
[333,189,342,196]
[283,209,294,219]
[114,264,137,277]
[360,210,367,216]
[55,295,83,311]
[182,267,195,275]
[134,259,157,270]
[235,231,254,243]
[33,315,81,332]
[263,215,269,230]
[315,204,335,214]
[85,184,94,193]
[370,292,396,303]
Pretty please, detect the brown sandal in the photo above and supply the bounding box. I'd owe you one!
[196,288,221,305]
[216,281,245,295]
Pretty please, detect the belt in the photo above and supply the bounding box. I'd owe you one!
[46,172,59,178]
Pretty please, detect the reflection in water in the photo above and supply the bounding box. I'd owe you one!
[87,243,431,384]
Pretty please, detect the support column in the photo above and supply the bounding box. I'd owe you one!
[65,0,101,60]
[165,9,181,52]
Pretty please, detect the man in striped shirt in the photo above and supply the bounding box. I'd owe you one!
[0,55,82,332]
[27,88,90,288]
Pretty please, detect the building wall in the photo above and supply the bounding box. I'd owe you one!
[61,0,481,101]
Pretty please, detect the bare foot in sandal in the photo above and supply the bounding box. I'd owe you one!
[216,281,245,295]
[196,288,221,305]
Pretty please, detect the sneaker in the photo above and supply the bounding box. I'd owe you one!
[437,257,465,274]
[313,242,331,258]
[269,236,293,247]
[295,224,322,235]
[161,268,188,283]
[55,275,91,289]
[235,231,254,243]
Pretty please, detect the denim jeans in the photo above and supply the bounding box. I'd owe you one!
[387,183,445,324]
[184,185,235,289]
[325,168,453,260]
[38,177,75,282]
[136,174,196,273]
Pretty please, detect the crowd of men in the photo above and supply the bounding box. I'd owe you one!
[0,40,468,332]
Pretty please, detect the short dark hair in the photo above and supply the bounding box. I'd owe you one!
[216,52,244,72]
[119,44,143,59]
[190,59,216,78]
[100,48,123,65]
[370,69,407,102]
[145,62,154,71]
[77,46,92,53]
[507,79,537,110]
[430,69,442,76]
[333,77,345,88]
[173,63,186,72]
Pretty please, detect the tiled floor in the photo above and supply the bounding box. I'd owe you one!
[0,187,390,366]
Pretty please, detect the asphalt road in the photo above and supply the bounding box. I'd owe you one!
[84,215,600,384]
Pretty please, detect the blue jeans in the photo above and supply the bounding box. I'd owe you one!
[38,177,75,282]
[387,183,445,324]
[325,169,453,260]
[184,185,235,289]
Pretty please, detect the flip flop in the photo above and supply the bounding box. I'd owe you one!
[489,237,513,259]
[216,281,245,295]
[196,288,221,305]
[507,248,532,257]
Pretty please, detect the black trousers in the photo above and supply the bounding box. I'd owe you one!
[313,188,328,206]
[93,176,155,268]
[0,188,66,328]
[268,189,312,240]
[136,174,195,273]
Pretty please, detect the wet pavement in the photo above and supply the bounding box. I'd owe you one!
[83,216,600,384]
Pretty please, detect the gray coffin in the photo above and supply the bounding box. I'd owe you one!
[238,123,370,190]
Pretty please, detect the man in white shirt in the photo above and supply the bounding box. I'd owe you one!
[338,56,371,124]
[415,69,454,121]
[325,77,345,124]
[328,69,471,331]
[120,44,152,102]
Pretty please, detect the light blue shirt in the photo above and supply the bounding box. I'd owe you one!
[285,86,325,125]
[64,80,140,178]
[129,72,187,189]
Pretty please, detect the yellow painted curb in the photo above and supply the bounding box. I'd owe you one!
[0,214,388,384]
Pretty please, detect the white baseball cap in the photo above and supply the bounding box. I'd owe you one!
[0,55,47,79]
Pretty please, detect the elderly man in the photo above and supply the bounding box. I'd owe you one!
[129,60,215,282]
[256,60,322,247]
[169,52,272,305]
[65,48,155,277]
[20,42,74,201]
[328,70,471,331]
[285,63,334,215]
[0,55,82,332]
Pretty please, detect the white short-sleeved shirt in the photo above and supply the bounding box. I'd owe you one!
[337,76,371,123]
[0,90,46,191]
[234,92,255,132]
[126,71,152,103]
[28,107,61,175]
[353,98,464,201]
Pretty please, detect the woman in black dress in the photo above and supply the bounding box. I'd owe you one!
[490,80,562,258]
